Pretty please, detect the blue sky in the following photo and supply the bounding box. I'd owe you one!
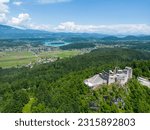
[0,0,150,34]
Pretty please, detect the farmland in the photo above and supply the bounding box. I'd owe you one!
[39,50,81,59]
[0,51,36,68]
[0,50,81,68]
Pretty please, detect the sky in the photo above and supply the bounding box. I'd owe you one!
[0,0,150,34]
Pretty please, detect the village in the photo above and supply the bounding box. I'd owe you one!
[0,41,119,69]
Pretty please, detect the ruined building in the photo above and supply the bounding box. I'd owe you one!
[84,67,132,88]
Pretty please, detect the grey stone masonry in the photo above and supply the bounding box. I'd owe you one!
[84,67,133,88]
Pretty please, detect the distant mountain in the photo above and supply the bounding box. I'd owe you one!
[101,35,150,41]
[0,24,109,39]
[0,24,51,39]
[101,36,120,40]
[122,35,150,40]
[0,24,150,40]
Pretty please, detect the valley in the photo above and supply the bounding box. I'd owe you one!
[0,25,150,113]
[0,47,150,113]
[0,50,81,68]
[0,36,150,68]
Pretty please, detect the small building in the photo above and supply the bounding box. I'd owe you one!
[138,77,150,88]
[84,67,132,88]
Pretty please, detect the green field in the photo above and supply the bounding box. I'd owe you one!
[0,50,81,68]
[0,51,36,68]
[39,50,80,59]
[22,98,36,113]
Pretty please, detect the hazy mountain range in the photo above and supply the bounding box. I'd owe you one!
[0,24,150,40]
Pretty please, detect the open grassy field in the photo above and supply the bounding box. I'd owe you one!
[0,51,36,68]
[0,50,81,68]
[22,98,36,113]
[39,50,81,59]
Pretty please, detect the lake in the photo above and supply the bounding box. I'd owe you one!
[44,41,70,47]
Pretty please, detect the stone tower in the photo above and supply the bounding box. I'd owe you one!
[125,67,133,79]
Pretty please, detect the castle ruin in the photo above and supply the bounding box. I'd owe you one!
[84,67,132,88]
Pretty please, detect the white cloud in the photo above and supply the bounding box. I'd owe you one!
[8,13,31,26]
[0,0,9,23]
[55,22,150,35]
[28,23,52,31]
[0,13,7,22]
[5,10,51,31]
[13,1,22,6]
[8,12,52,31]
[0,0,9,3]
[38,0,71,4]
[0,2,9,14]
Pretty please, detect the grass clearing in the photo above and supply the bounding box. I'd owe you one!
[0,50,81,68]
[0,51,36,68]
[39,50,81,59]
[22,98,36,113]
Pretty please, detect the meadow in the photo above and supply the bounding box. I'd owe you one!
[39,50,80,59]
[0,51,36,68]
[0,50,81,68]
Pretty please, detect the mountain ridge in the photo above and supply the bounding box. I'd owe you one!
[0,24,150,40]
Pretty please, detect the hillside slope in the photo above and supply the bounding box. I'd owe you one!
[0,24,50,39]
[0,48,150,113]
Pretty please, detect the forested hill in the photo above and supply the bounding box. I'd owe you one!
[0,48,150,113]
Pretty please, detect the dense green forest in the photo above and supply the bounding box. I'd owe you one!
[0,39,45,47]
[60,42,96,50]
[0,48,150,113]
